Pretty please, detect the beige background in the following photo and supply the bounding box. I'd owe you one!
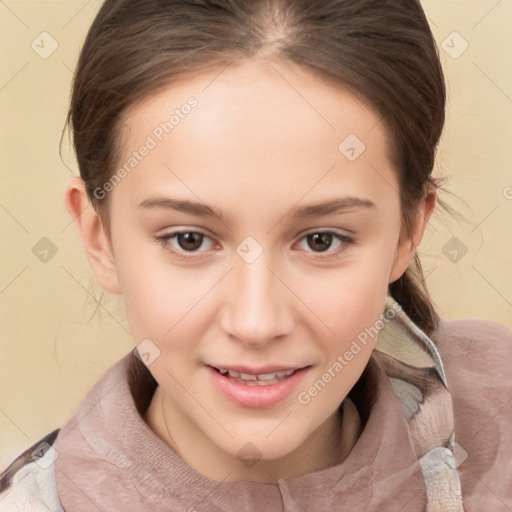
[1,0,511,469]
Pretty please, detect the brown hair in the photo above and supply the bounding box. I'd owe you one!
[66,0,451,336]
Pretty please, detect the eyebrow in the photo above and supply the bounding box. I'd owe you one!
[138,195,376,222]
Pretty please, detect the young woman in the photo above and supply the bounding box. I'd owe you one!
[1,0,511,510]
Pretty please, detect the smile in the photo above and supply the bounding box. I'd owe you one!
[207,364,311,408]
[214,368,296,386]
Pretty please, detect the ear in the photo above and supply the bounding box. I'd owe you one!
[388,185,437,284]
[63,177,121,294]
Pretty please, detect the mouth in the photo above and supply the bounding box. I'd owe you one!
[208,366,305,386]
[206,364,311,408]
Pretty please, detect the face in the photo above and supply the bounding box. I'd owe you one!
[89,58,418,468]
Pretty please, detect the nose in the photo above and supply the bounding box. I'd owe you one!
[219,250,294,348]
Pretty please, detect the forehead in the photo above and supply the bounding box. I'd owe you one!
[123,57,385,148]
[114,58,398,217]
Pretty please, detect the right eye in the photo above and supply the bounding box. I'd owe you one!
[155,230,217,259]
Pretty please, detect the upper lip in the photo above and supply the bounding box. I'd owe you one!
[207,364,310,375]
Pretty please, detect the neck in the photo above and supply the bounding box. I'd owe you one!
[144,386,361,482]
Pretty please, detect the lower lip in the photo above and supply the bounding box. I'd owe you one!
[207,366,310,408]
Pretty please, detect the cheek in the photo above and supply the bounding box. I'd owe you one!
[122,274,209,344]
[296,255,391,395]
[322,283,387,361]
[298,255,392,335]
[114,240,214,343]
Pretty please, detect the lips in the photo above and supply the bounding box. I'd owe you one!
[207,364,311,408]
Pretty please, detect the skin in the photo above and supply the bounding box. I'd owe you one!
[64,57,436,483]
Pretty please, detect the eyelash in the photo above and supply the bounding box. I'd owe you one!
[155,229,354,261]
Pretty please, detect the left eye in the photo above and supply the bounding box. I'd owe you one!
[297,231,352,254]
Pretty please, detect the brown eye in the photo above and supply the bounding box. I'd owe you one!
[296,231,354,259]
[155,230,215,259]
[176,232,204,251]
[306,232,334,252]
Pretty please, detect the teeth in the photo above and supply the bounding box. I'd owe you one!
[240,372,257,380]
[257,372,276,381]
[217,367,297,384]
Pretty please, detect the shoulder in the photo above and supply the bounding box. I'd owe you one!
[433,317,512,507]
[435,316,512,355]
[434,317,512,392]
[434,316,512,417]
[0,429,63,511]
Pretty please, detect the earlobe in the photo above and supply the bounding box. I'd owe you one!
[388,186,437,284]
[63,177,121,294]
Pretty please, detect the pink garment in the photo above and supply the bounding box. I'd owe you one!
[52,308,512,511]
